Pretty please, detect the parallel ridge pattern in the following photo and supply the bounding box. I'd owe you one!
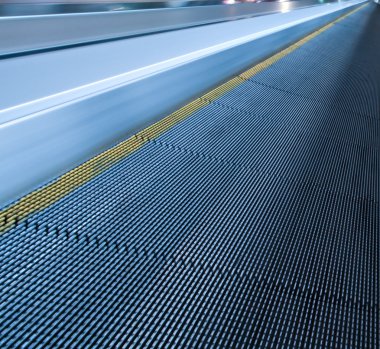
[0,4,379,348]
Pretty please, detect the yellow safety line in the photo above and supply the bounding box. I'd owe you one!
[0,3,367,234]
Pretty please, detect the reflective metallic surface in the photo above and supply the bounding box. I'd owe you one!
[0,0,347,57]
[0,0,365,207]
[0,0,342,16]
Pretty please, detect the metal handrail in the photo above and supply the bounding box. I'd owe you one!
[0,0,344,57]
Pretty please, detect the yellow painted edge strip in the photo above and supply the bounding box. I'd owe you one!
[0,2,367,234]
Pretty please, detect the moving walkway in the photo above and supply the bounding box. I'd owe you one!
[0,1,378,347]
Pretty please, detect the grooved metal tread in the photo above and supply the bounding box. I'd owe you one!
[0,4,379,348]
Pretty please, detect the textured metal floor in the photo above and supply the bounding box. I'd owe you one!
[1,4,379,348]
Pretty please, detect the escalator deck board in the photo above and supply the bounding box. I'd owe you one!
[0,3,379,348]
